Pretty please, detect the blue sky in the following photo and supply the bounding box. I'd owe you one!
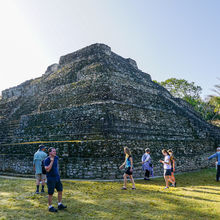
[0,0,219,98]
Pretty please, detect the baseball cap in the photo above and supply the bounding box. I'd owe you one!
[39,145,46,150]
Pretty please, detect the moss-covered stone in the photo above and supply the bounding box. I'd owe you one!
[0,43,219,179]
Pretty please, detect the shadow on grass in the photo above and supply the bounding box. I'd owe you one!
[197,186,220,191]
[1,188,219,220]
[182,188,220,196]
[136,168,220,188]
[174,192,220,203]
[1,169,220,219]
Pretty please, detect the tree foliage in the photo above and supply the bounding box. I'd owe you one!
[156,78,202,99]
[154,78,220,123]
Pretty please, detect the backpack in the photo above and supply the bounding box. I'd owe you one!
[41,160,46,174]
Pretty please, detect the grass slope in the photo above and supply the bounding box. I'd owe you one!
[0,168,220,220]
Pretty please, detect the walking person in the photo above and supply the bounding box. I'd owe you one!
[160,149,175,189]
[44,147,67,212]
[207,147,220,181]
[168,149,176,187]
[119,147,136,190]
[33,145,47,194]
[141,148,153,180]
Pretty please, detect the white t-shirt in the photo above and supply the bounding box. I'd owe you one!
[164,155,171,169]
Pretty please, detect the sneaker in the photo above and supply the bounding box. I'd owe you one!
[58,204,67,210]
[132,187,136,190]
[164,187,169,189]
[121,187,127,190]
[49,206,58,212]
[41,189,45,193]
[35,190,39,194]
[144,178,150,181]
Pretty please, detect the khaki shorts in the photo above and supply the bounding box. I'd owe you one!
[35,174,46,180]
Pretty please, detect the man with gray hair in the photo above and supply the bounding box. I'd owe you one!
[141,148,153,180]
[33,145,47,193]
[207,147,220,181]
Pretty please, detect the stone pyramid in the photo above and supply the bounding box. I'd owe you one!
[0,43,219,179]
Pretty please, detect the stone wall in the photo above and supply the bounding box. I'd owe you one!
[0,43,219,179]
[0,139,217,179]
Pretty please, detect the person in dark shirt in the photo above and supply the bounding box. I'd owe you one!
[44,147,67,212]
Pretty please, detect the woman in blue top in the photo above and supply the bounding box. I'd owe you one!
[119,147,136,190]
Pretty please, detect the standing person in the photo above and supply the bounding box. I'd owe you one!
[119,147,136,190]
[33,145,47,194]
[44,147,67,212]
[160,149,175,189]
[141,148,153,180]
[207,147,220,181]
[168,149,176,187]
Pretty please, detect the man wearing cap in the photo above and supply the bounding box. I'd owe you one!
[207,147,220,181]
[33,145,47,193]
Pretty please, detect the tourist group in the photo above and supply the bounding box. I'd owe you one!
[33,145,219,212]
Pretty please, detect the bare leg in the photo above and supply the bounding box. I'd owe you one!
[168,176,173,183]
[36,179,40,186]
[58,191,62,203]
[169,173,175,183]
[170,174,175,184]
[48,195,53,206]
[129,175,135,188]
[165,176,169,187]
[123,174,127,188]
[41,179,45,186]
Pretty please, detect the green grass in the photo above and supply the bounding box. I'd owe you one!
[0,168,220,220]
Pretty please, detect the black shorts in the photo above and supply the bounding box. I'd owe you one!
[47,178,63,195]
[125,167,133,175]
[164,169,172,176]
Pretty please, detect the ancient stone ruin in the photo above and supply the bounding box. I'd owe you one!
[0,43,219,179]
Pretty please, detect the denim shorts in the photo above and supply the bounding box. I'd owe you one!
[47,178,63,195]
[164,169,172,176]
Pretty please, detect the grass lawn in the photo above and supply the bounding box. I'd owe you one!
[0,168,220,220]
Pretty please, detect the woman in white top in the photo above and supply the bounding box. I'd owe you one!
[160,149,175,189]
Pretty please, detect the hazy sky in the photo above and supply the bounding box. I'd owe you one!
[0,0,219,98]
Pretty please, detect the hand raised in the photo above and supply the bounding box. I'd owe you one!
[50,157,54,161]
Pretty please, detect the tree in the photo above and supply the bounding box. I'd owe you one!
[155,78,202,100]
[208,96,220,114]
[211,78,220,96]
[208,78,220,122]
[154,78,220,123]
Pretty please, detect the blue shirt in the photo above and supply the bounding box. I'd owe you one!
[33,150,47,174]
[125,155,132,168]
[44,156,60,180]
[142,153,151,171]
[208,152,220,165]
